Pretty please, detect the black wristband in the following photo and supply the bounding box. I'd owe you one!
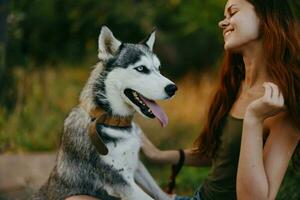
[166,149,185,194]
[177,149,185,169]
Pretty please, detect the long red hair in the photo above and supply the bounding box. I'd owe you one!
[194,0,300,168]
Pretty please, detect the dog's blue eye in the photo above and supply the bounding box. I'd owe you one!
[134,65,150,74]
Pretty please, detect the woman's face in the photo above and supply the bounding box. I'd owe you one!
[219,0,261,51]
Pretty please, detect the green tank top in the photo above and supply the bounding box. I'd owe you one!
[200,114,243,200]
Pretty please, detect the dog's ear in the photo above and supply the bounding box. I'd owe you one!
[140,29,156,51]
[98,26,122,60]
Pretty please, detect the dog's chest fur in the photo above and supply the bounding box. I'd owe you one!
[100,124,141,177]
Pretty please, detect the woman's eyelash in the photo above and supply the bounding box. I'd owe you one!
[230,10,238,16]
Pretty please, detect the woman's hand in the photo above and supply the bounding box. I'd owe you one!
[245,82,286,123]
[169,193,177,200]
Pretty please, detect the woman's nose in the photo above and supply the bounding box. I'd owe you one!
[218,18,229,29]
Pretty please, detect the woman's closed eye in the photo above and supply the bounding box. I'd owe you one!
[223,10,238,21]
[229,10,238,17]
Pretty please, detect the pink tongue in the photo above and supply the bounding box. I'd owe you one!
[140,96,168,127]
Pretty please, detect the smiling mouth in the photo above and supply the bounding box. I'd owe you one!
[124,88,168,127]
[224,29,234,37]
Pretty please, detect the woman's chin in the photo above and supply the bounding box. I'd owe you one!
[224,41,233,50]
[224,42,235,50]
[224,43,242,53]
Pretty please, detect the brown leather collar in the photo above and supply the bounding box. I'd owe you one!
[89,106,133,127]
[80,103,133,155]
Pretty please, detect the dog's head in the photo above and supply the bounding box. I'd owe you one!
[91,26,177,127]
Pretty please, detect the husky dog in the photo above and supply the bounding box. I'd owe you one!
[32,26,177,200]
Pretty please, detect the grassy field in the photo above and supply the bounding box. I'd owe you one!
[0,66,299,198]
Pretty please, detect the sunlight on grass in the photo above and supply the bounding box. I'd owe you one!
[0,67,89,152]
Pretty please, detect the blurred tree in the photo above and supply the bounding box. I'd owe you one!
[6,0,299,76]
[7,0,226,77]
[0,0,7,94]
[289,0,300,21]
[0,0,16,112]
[0,0,7,73]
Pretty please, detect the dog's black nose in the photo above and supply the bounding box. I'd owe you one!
[165,84,177,97]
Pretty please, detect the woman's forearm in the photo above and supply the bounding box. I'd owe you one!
[154,150,180,165]
[141,131,211,166]
[152,149,211,167]
[237,114,269,200]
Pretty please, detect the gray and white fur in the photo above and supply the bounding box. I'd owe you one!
[32,26,176,200]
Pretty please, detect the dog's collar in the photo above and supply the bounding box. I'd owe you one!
[80,103,133,155]
[89,106,133,127]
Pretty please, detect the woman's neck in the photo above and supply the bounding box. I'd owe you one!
[241,41,270,90]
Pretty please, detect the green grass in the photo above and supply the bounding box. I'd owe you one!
[0,66,299,199]
[0,67,84,152]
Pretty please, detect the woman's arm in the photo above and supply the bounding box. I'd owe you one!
[140,131,211,167]
[237,83,300,200]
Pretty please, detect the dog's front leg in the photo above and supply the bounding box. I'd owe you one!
[119,180,154,200]
[134,161,172,200]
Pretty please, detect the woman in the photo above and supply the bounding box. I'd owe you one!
[142,0,300,199]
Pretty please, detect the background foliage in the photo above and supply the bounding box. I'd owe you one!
[7,0,225,73]
[5,0,300,71]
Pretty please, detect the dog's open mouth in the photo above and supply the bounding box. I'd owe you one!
[124,89,168,127]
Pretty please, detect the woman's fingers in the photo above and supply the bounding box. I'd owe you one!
[247,82,286,120]
[269,82,278,99]
[263,82,285,106]
[279,92,284,106]
[262,82,272,102]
